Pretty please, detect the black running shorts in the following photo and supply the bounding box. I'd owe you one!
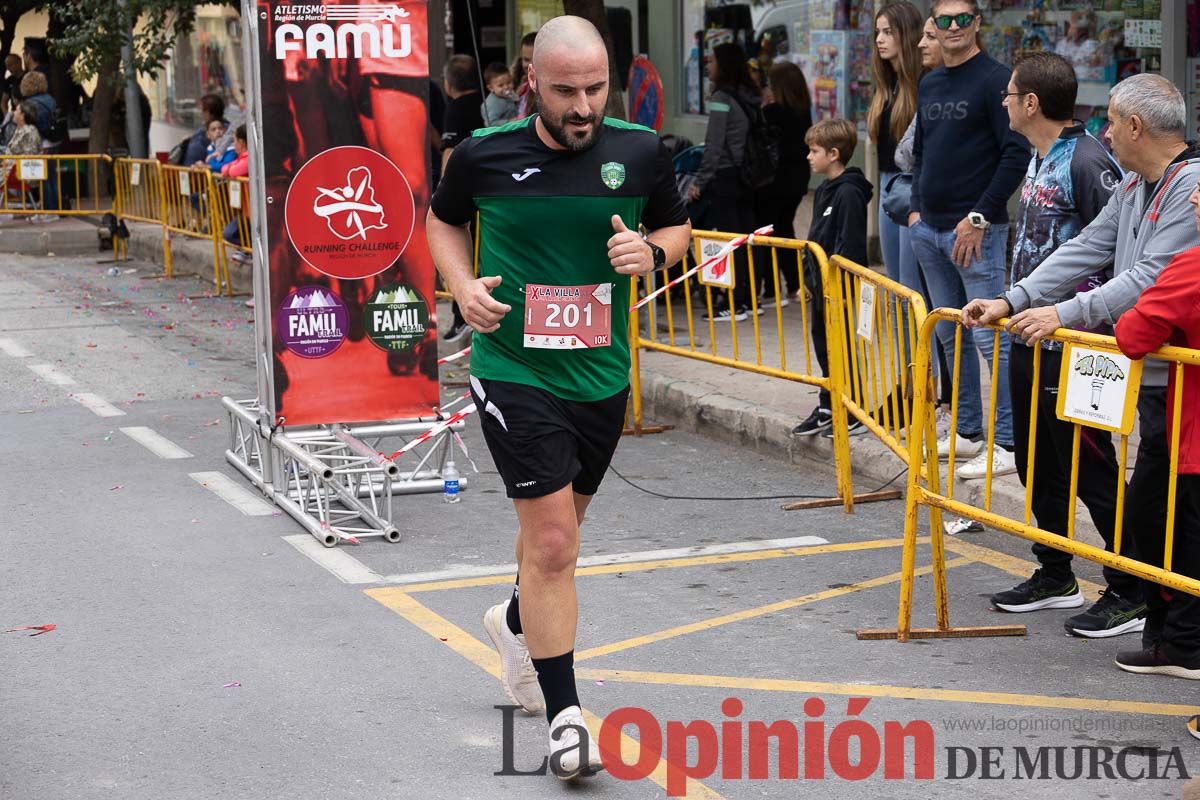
[469,376,629,499]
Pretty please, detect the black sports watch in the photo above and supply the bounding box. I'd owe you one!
[640,231,666,268]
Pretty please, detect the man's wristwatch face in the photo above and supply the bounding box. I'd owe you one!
[968,212,990,230]
[649,242,666,267]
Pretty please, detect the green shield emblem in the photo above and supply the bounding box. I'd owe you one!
[601,161,625,190]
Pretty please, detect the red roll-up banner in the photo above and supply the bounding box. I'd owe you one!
[253,0,436,426]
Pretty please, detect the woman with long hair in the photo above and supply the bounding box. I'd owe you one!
[895,14,955,432]
[688,42,761,320]
[755,60,812,306]
[867,1,924,293]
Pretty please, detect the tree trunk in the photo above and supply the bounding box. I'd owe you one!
[89,53,119,157]
[561,0,625,120]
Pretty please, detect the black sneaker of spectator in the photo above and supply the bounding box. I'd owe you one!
[990,570,1085,613]
[792,407,832,436]
[1114,645,1200,680]
[1064,590,1147,638]
[443,320,472,344]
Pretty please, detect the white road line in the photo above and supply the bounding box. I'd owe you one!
[190,471,275,516]
[120,426,193,459]
[0,338,31,357]
[283,534,383,584]
[27,363,76,385]
[70,392,126,417]
[381,535,831,585]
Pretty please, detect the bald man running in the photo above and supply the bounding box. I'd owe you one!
[427,15,692,781]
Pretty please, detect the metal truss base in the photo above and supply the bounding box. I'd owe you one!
[222,397,466,547]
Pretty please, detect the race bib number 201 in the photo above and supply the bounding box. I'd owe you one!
[524,283,613,349]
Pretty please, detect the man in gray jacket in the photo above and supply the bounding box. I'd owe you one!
[964,74,1200,646]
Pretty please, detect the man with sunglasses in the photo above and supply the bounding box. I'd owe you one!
[964,74,1200,652]
[908,0,1031,483]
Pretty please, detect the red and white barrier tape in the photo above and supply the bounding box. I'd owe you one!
[438,345,471,364]
[384,405,477,461]
[631,225,773,312]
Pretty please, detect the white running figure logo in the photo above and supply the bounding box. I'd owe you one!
[325,4,410,22]
[511,168,541,182]
[313,166,388,241]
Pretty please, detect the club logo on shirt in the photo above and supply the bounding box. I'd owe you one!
[601,161,625,190]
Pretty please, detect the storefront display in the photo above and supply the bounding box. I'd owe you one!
[979,0,1164,137]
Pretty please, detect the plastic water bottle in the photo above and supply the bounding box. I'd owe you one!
[443,460,461,504]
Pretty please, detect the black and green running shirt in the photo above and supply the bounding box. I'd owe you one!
[429,115,688,402]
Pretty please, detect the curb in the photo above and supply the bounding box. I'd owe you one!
[124,220,253,294]
[0,218,102,255]
[637,362,1104,544]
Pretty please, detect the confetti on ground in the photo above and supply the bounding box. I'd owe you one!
[110,485,124,491]
[5,624,55,636]
[223,681,241,689]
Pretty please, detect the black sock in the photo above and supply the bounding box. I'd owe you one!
[506,576,522,636]
[531,650,579,723]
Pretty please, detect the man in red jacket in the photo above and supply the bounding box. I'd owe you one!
[1113,180,1200,694]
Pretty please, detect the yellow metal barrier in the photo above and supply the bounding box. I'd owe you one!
[628,230,857,509]
[0,153,112,217]
[861,308,1200,642]
[160,164,223,291]
[825,255,929,463]
[210,175,251,295]
[112,157,168,268]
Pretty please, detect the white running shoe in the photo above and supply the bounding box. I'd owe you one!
[937,432,983,461]
[957,444,1017,480]
[548,705,605,780]
[483,601,545,715]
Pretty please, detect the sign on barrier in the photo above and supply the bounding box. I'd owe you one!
[696,236,734,288]
[130,162,141,186]
[17,159,44,182]
[1056,343,1142,434]
[229,180,241,209]
[178,171,190,195]
[855,283,876,342]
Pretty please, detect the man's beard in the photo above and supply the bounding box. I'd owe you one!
[539,101,604,151]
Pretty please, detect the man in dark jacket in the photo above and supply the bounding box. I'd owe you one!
[908,0,1031,477]
[792,117,873,435]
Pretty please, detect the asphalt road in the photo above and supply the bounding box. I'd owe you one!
[0,253,1195,800]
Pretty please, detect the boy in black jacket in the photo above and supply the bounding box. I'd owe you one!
[793,118,874,436]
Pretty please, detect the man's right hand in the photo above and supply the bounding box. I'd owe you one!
[456,275,511,334]
[962,298,1009,328]
[907,211,920,227]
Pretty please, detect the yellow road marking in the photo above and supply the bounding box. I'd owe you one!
[376,536,928,595]
[573,667,1198,718]
[363,588,725,799]
[576,556,971,662]
[944,538,1104,598]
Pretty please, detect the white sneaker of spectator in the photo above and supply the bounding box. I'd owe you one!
[937,432,982,461]
[29,213,59,224]
[957,444,1017,480]
[934,406,952,441]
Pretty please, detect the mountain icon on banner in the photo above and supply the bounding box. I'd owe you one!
[373,287,422,305]
[290,289,338,309]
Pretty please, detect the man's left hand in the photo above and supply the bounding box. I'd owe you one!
[608,215,655,275]
[951,216,985,268]
[1007,306,1062,345]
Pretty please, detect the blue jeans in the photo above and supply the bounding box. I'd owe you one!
[879,172,924,377]
[909,219,1013,447]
